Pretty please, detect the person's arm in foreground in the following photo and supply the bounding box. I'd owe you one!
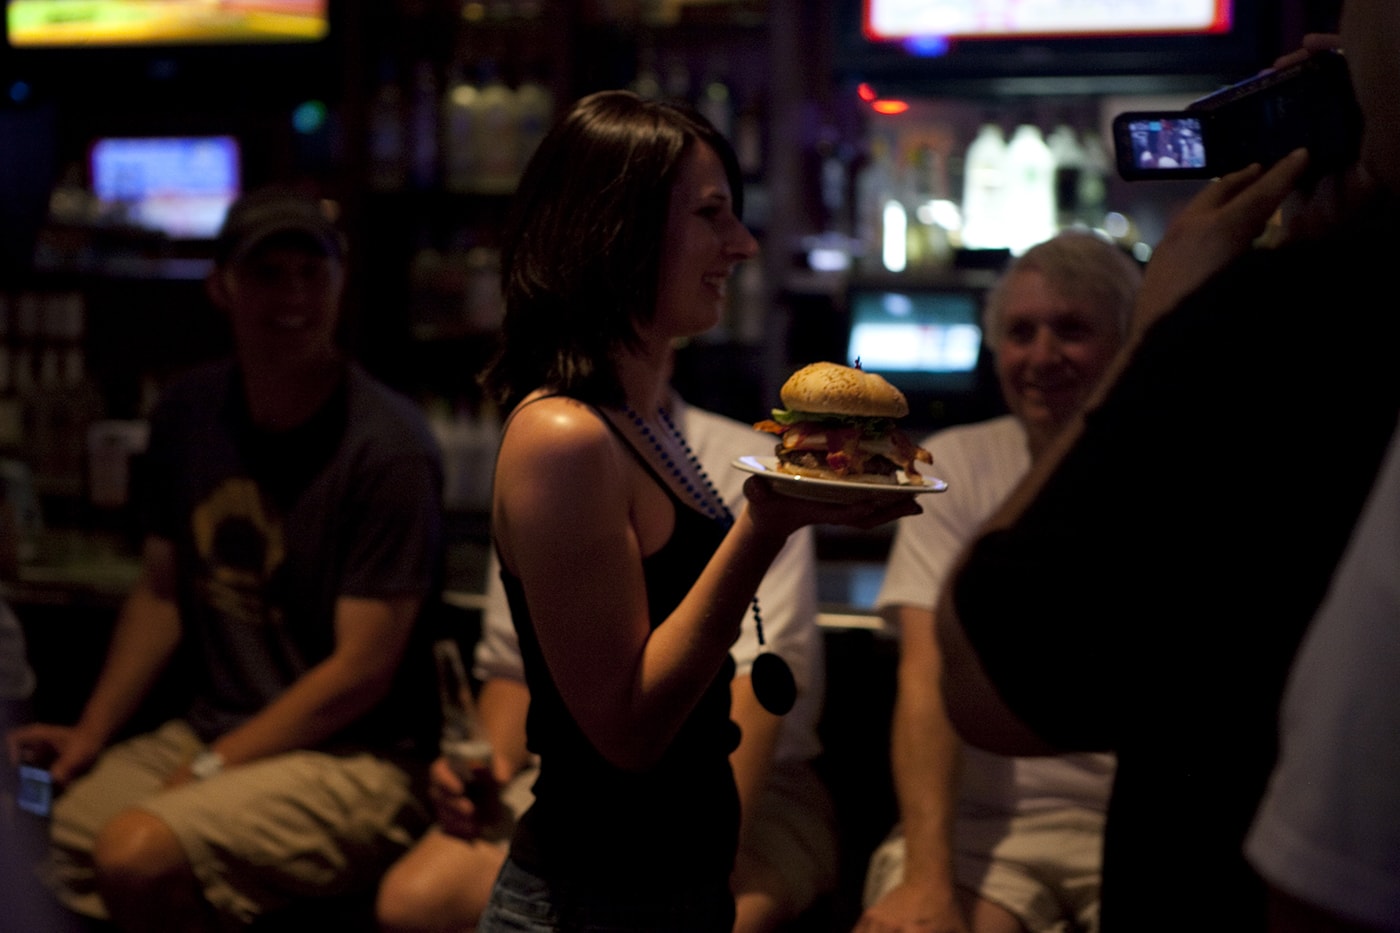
[854,604,969,933]
[934,151,1311,755]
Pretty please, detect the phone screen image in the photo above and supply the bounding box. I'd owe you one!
[1124,116,1207,171]
[16,764,53,817]
[1113,112,1217,180]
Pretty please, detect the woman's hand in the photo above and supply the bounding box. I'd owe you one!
[739,473,924,542]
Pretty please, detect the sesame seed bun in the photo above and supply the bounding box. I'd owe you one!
[778,362,909,419]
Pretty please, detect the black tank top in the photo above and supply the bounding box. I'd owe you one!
[496,398,741,893]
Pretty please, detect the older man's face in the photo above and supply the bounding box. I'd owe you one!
[994,269,1123,456]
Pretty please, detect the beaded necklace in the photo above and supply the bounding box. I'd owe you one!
[622,403,796,715]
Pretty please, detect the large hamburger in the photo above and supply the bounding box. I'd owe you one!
[754,362,933,485]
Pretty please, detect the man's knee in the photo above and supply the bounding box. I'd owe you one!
[93,808,191,893]
[376,860,435,933]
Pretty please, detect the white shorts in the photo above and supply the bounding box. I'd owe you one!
[864,806,1105,933]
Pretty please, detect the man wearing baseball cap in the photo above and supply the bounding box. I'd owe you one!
[8,186,445,931]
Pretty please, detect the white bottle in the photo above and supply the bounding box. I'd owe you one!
[1004,124,1056,256]
[960,123,1008,251]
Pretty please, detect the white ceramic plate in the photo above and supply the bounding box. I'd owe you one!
[732,455,947,503]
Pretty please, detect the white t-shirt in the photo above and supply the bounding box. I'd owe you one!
[475,398,824,764]
[1246,417,1400,932]
[877,415,1114,816]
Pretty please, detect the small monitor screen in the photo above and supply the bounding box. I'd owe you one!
[846,287,983,390]
[864,0,1233,41]
[7,0,329,47]
[1122,116,1207,170]
[89,135,240,239]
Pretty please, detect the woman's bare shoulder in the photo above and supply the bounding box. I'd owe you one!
[497,395,623,491]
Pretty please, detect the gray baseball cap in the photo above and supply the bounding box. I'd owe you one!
[214,187,346,267]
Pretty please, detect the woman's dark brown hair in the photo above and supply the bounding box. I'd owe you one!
[481,90,744,410]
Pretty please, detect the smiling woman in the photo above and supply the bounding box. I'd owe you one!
[472,90,922,932]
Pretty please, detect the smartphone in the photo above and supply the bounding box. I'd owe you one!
[16,764,53,818]
[1113,50,1362,181]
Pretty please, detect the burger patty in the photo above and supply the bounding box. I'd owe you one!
[775,446,901,477]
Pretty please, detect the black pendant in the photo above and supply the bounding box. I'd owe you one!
[752,652,796,716]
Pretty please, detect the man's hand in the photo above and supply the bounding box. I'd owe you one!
[6,723,104,787]
[1133,149,1310,334]
[856,880,970,933]
[427,754,501,840]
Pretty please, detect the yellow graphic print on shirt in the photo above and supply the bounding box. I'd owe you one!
[192,477,286,626]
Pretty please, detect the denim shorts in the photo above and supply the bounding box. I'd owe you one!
[478,856,735,932]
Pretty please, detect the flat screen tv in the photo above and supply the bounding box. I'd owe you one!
[865,0,1233,42]
[846,285,983,391]
[838,0,1273,95]
[89,135,241,239]
[1,1,338,102]
[845,283,1003,428]
[6,0,328,47]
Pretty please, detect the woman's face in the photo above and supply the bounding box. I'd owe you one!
[649,141,759,342]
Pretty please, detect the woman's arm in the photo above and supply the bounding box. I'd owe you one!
[495,397,917,771]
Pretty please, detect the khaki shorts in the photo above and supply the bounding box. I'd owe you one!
[864,807,1105,933]
[46,719,429,928]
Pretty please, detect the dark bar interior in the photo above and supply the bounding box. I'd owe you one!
[0,1,1360,930]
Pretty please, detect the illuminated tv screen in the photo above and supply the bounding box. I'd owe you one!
[846,286,983,389]
[840,0,1265,92]
[864,0,1233,41]
[89,135,241,239]
[7,0,329,47]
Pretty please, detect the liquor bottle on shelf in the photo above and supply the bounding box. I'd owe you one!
[961,121,1008,251]
[1047,123,1086,230]
[368,61,407,191]
[1004,123,1055,255]
[471,63,522,194]
[407,59,441,190]
[697,57,734,139]
[514,70,554,179]
[631,42,662,100]
[442,64,480,194]
[854,135,897,274]
[1077,129,1111,228]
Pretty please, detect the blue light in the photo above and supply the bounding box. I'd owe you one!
[292,100,328,135]
[8,80,31,103]
[901,35,950,58]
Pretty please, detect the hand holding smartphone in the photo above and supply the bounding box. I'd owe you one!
[1113,50,1361,181]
